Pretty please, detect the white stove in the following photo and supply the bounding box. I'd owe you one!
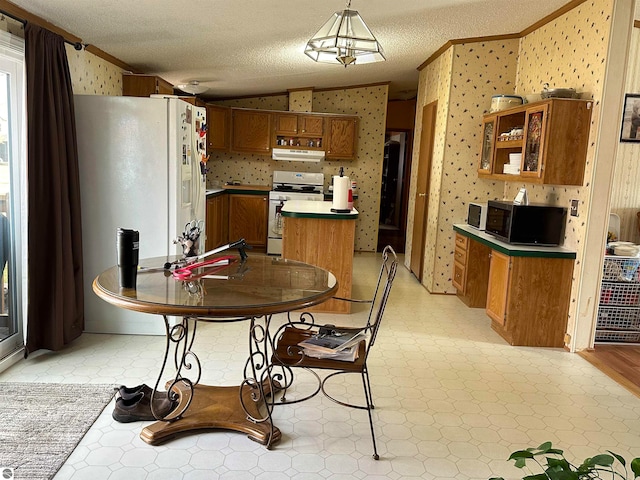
[268,171,325,255]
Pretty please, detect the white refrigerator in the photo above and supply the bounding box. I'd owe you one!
[74,95,207,334]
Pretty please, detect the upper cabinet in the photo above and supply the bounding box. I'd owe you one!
[205,107,359,159]
[231,109,272,154]
[325,116,359,160]
[123,74,173,97]
[477,98,592,186]
[207,105,230,153]
[273,113,325,149]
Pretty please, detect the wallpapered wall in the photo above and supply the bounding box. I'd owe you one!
[0,17,123,96]
[208,85,389,252]
[611,27,640,244]
[509,0,613,339]
[407,39,519,292]
[408,0,614,341]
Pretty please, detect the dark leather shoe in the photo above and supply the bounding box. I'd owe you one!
[112,391,176,423]
[116,383,154,401]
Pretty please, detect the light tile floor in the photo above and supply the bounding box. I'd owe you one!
[2,252,640,479]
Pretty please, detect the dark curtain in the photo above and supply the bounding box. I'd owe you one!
[25,23,84,354]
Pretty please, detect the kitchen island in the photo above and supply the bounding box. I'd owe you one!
[281,200,358,314]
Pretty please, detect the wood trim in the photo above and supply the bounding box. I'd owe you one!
[0,0,137,72]
[417,0,590,71]
[212,81,391,101]
[417,34,520,71]
[287,86,314,92]
[84,45,137,72]
[0,0,80,42]
[314,81,390,93]
[520,0,589,36]
[635,20,640,29]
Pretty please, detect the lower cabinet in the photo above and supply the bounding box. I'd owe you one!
[452,229,575,347]
[452,233,491,307]
[205,194,229,251]
[486,250,574,347]
[486,250,510,325]
[228,193,268,251]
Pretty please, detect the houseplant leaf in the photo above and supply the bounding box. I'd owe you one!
[607,450,626,467]
[631,457,640,476]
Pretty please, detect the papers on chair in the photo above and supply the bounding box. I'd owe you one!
[298,328,367,361]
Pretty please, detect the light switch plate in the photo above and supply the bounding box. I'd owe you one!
[570,199,579,217]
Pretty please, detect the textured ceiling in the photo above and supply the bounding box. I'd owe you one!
[6,0,625,100]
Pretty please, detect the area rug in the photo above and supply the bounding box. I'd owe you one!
[0,382,116,480]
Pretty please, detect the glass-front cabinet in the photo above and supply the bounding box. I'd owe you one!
[478,115,496,174]
[520,104,549,179]
[477,98,592,186]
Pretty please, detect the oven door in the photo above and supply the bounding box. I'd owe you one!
[267,196,286,255]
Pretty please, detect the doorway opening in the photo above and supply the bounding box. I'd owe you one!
[0,30,26,366]
[377,130,412,253]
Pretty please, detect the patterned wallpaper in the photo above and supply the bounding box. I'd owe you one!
[510,0,613,338]
[288,90,312,112]
[207,85,389,252]
[0,17,123,96]
[407,39,519,292]
[610,27,640,244]
[66,48,123,95]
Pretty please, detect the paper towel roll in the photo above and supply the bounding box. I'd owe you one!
[332,175,351,212]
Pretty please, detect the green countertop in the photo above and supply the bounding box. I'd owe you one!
[453,224,576,259]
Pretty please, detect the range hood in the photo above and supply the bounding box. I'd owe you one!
[272,147,325,162]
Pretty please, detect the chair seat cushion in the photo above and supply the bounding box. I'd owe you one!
[272,326,366,372]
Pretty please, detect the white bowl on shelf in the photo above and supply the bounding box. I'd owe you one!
[614,245,640,257]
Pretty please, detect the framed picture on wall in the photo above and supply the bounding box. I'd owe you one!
[620,93,640,142]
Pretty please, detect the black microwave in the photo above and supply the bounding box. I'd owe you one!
[486,200,567,246]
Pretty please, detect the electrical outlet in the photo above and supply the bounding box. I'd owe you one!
[570,199,579,217]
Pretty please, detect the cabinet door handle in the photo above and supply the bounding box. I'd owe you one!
[418,193,426,197]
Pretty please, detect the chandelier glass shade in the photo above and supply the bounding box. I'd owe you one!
[305,1,385,67]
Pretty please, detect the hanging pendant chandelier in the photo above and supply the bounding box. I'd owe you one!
[305,0,385,67]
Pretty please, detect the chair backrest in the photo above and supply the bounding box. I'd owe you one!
[363,245,398,350]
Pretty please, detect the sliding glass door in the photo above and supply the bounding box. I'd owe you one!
[0,30,26,364]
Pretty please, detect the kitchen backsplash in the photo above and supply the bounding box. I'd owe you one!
[208,84,388,253]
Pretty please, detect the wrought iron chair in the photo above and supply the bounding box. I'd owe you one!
[271,245,398,460]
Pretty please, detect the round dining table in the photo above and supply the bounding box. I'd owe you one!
[93,253,338,448]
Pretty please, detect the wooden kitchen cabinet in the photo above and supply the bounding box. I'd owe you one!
[478,115,497,174]
[227,193,268,251]
[452,233,491,307]
[478,98,592,186]
[273,113,325,149]
[123,74,173,97]
[325,116,358,160]
[231,109,271,154]
[485,250,511,325]
[486,250,574,347]
[207,105,230,153]
[453,225,576,347]
[205,194,229,251]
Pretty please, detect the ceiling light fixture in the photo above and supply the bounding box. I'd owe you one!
[176,80,208,95]
[305,0,385,67]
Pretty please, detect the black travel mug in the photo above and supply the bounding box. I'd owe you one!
[116,228,139,289]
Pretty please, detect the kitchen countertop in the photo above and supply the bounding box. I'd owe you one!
[281,200,358,220]
[206,185,271,196]
[454,224,576,259]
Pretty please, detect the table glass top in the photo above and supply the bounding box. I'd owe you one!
[93,255,338,318]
